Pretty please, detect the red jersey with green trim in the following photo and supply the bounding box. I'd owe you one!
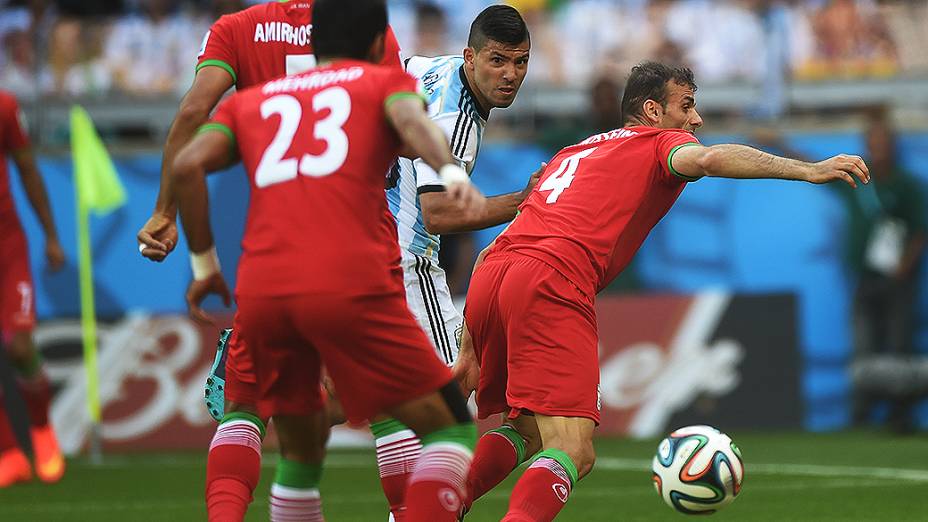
[196,0,402,90]
[209,61,421,296]
[492,126,700,297]
[0,90,29,227]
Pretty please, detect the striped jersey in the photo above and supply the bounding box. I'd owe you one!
[386,55,488,260]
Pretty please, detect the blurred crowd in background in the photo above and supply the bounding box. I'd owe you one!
[0,0,926,102]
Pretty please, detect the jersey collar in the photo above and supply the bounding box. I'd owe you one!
[459,65,490,121]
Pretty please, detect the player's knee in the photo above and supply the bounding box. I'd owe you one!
[550,438,595,480]
[576,441,596,479]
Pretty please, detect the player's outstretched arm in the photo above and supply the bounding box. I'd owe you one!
[138,67,234,262]
[671,143,870,188]
[385,97,486,219]
[12,147,64,270]
[172,129,235,325]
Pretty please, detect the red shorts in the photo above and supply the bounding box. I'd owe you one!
[465,253,601,423]
[236,289,453,423]
[223,313,258,406]
[0,229,35,343]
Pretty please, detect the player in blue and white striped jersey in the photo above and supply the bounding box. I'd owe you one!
[385,6,538,367]
[376,7,540,520]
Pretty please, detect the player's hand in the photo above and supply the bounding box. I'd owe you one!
[138,212,179,262]
[807,155,870,188]
[446,181,487,222]
[45,238,65,272]
[186,273,231,326]
[452,326,480,398]
[519,162,546,202]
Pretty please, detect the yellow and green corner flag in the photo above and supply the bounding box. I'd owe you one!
[70,105,126,448]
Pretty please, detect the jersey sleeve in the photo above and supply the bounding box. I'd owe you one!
[381,26,403,68]
[411,109,479,193]
[381,68,424,107]
[196,15,239,84]
[1,94,29,152]
[198,94,238,156]
[656,130,701,183]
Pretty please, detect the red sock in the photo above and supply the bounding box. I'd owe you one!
[464,427,524,511]
[17,372,50,427]
[0,392,19,453]
[502,456,574,522]
[405,442,472,522]
[205,417,264,522]
[374,428,421,521]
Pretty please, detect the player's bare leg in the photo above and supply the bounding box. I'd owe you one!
[0,331,63,486]
[270,412,328,521]
[500,414,595,521]
[385,381,476,522]
[461,413,541,516]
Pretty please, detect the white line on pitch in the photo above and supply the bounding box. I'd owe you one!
[64,453,928,482]
[596,457,928,482]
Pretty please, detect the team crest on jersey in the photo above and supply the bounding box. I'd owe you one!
[454,322,463,349]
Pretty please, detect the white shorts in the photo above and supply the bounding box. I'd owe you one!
[401,253,462,366]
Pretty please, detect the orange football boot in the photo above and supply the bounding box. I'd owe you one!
[0,448,32,487]
[30,425,65,483]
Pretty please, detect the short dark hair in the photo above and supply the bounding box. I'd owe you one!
[467,5,530,51]
[621,62,697,124]
[312,0,388,62]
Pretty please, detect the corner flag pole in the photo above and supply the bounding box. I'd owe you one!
[75,191,103,464]
[70,105,126,464]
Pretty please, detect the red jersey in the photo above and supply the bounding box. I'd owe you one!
[493,126,700,298]
[0,90,29,227]
[208,61,422,297]
[196,0,402,90]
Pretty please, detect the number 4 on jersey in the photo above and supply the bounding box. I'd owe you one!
[538,147,597,203]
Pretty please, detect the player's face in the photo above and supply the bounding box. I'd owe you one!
[465,39,530,110]
[656,81,703,132]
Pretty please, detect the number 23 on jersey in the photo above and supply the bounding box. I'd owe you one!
[255,86,351,188]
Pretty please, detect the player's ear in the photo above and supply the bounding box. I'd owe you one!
[368,32,385,64]
[643,99,662,125]
[463,46,476,70]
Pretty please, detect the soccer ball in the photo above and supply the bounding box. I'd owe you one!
[651,425,744,515]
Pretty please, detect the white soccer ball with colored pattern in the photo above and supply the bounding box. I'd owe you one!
[651,425,744,514]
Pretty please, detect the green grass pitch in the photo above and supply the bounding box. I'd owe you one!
[1,431,926,521]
